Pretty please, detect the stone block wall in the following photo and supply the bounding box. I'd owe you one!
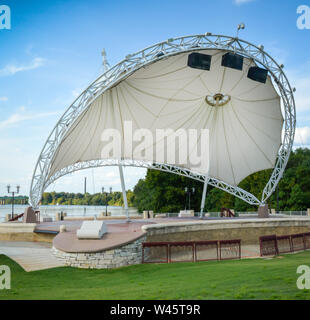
[142,219,310,245]
[0,222,54,242]
[52,235,146,269]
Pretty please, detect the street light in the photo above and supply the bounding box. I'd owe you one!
[184,187,188,210]
[236,23,245,38]
[102,187,112,216]
[7,185,20,220]
[184,187,195,212]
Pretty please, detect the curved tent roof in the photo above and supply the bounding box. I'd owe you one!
[48,49,283,186]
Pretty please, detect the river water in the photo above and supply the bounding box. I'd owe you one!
[0,204,139,222]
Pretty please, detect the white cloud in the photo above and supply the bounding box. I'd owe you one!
[0,107,60,130]
[0,96,8,101]
[265,42,289,65]
[234,0,255,5]
[0,136,39,196]
[290,74,310,113]
[106,171,117,178]
[0,57,47,76]
[72,88,84,99]
[45,166,146,195]
[271,60,310,116]
[53,87,86,111]
[294,126,310,146]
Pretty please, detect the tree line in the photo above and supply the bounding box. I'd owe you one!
[6,148,310,213]
[40,190,134,207]
[132,148,310,213]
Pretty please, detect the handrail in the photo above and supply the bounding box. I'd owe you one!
[8,213,24,222]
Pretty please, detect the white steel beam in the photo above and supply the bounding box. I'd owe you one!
[119,165,129,221]
[200,178,210,218]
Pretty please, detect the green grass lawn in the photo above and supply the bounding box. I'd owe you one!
[1,251,310,300]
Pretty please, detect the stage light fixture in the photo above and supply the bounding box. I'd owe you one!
[247,66,268,84]
[221,52,244,71]
[187,52,212,71]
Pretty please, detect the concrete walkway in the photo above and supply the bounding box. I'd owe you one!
[0,241,65,272]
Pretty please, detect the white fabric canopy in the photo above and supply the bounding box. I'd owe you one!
[48,49,283,186]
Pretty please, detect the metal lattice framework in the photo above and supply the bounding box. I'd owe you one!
[29,33,296,208]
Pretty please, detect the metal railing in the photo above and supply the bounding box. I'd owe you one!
[259,232,310,256]
[142,239,241,264]
[204,211,308,217]
[278,211,307,216]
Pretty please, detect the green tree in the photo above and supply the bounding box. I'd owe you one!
[132,148,310,213]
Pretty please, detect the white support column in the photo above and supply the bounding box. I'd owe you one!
[200,178,210,218]
[119,165,129,221]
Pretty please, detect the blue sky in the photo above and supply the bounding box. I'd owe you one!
[0,0,309,196]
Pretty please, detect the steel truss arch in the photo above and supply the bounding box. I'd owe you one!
[44,159,261,206]
[29,33,296,208]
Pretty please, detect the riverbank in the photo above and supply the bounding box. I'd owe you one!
[0,205,139,222]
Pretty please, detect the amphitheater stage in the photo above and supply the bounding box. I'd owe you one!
[0,217,310,267]
[31,216,310,254]
[1,216,310,269]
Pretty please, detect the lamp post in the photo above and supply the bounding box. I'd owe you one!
[102,187,112,216]
[184,187,195,212]
[7,185,20,220]
[184,187,188,211]
[276,185,279,213]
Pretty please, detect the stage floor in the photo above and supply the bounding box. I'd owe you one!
[36,218,203,253]
[51,221,151,253]
[35,217,232,253]
[35,215,278,233]
[34,216,310,254]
